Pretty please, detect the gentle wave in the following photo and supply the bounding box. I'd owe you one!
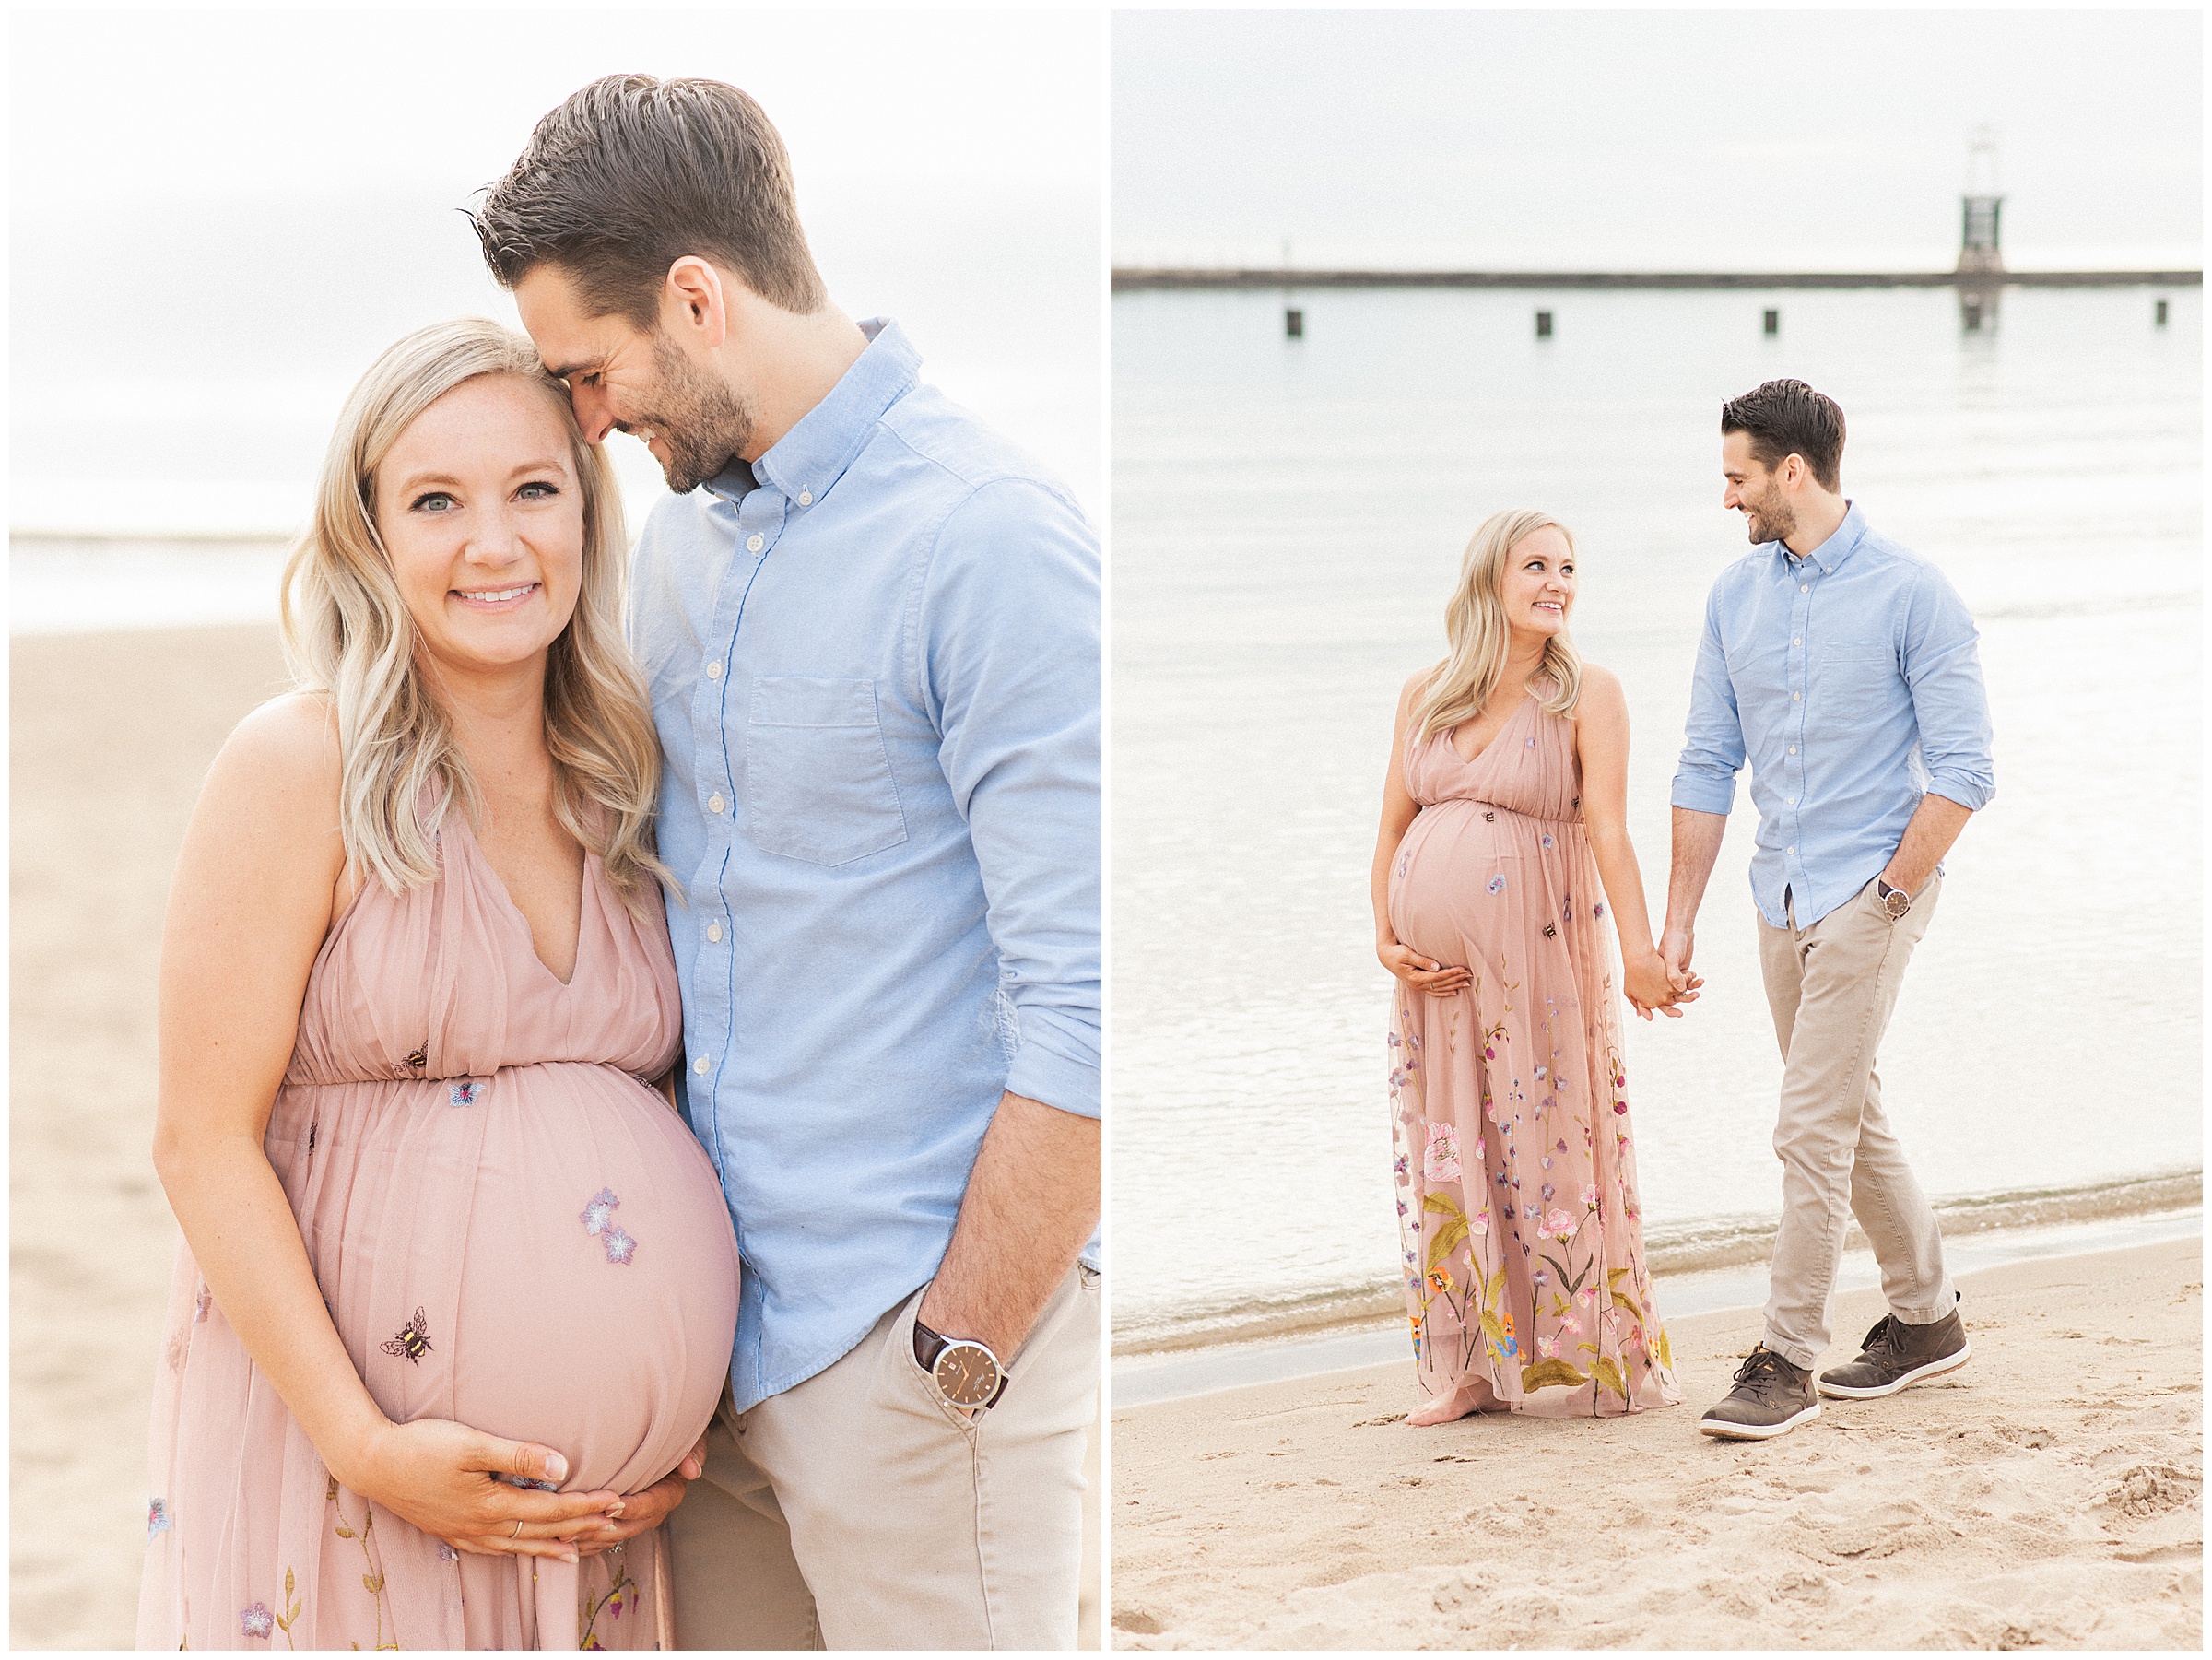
[1110,1168,2204,1356]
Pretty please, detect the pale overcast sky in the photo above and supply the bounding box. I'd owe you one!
[1113,8,2203,271]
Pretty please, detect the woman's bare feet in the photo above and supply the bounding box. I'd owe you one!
[1406,1384,1487,1426]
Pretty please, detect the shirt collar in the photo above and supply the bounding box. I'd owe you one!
[1772,500,1865,575]
[739,317,918,510]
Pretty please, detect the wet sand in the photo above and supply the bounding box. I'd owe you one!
[1111,1236,2202,1650]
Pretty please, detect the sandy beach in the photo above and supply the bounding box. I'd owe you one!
[8,623,1100,1648]
[1111,1236,2203,1650]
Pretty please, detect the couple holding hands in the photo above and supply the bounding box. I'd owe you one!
[1375,378,1996,1440]
[140,77,1100,1651]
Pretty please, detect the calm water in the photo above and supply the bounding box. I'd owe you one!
[1111,284,2203,1342]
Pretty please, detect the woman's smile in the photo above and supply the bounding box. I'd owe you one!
[451,581,543,612]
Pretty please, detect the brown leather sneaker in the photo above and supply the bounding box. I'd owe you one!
[1698,1346,1820,1440]
[1818,1301,1970,1399]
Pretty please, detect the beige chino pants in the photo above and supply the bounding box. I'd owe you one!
[667,1264,1100,1650]
[1756,872,1954,1370]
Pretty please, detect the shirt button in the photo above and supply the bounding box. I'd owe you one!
[1792,691,1802,700]
[692,1055,710,1075]
[707,922,723,943]
[1801,584,1809,594]
[1789,746,1797,755]
[708,794,725,814]
[1789,797,1798,806]
[797,491,813,506]
[747,533,765,553]
[705,661,723,679]
[1793,638,1802,646]
[1787,846,1796,856]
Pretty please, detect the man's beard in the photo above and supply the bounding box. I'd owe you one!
[627,333,756,495]
[1744,485,1796,546]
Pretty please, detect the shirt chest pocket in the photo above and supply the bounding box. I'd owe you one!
[744,677,910,866]
[1811,640,1899,721]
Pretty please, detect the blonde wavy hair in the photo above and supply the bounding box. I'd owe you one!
[279,317,671,907]
[1414,508,1584,742]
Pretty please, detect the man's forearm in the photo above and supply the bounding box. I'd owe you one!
[1665,806,1729,934]
[1880,793,1973,895]
[917,1090,1100,1360]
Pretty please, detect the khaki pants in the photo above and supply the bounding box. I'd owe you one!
[667,1265,1100,1650]
[1757,872,1954,1370]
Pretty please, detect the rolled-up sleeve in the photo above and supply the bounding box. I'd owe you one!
[1671,586,1747,814]
[918,477,1102,1118]
[1903,565,1996,811]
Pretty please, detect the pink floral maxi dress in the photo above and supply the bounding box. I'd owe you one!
[137,809,741,1649]
[1386,691,1679,1417]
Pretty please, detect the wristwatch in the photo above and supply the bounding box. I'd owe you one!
[912,1318,1009,1410]
[1876,878,1912,920]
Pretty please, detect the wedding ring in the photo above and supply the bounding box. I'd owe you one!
[511,1519,523,1539]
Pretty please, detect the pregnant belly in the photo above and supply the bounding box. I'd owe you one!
[1389,801,1514,968]
[276,1064,740,1497]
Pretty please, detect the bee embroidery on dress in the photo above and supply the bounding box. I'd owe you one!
[1483,810,1496,823]
[1543,923,1558,938]
[381,1307,432,1365]
[307,1122,318,1152]
[449,1081,479,1107]
[404,1047,428,1072]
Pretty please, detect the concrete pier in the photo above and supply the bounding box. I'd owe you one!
[1112,266,2202,292]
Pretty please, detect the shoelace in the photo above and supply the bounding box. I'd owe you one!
[1731,1347,1796,1387]
[1855,1314,1903,1359]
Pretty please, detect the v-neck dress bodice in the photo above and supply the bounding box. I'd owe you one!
[140,807,740,1650]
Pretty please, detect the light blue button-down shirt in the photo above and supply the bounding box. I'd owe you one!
[1671,502,1995,930]
[628,319,1101,1411]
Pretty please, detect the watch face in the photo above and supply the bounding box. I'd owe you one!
[933,1341,1000,1407]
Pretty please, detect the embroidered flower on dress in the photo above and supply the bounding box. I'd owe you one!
[1472,1207,1490,1235]
[1537,1335,1560,1360]
[147,1498,171,1543]
[1422,1122,1461,1182]
[1540,832,1554,848]
[1487,876,1507,894]
[603,1227,637,1266]
[1545,1207,1577,1239]
[194,1284,212,1324]
[580,1187,620,1235]
[240,1603,274,1640]
[1582,1182,1600,1207]
[449,1081,479,1107]
[438,1542,460,1563]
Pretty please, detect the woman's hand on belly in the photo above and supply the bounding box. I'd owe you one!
[351,1415,625,1562]
[572,1431,709,1558]
[1379,939,1473,998]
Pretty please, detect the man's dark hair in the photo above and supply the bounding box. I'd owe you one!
[1720,379,1845,492]
[469,75,827,326]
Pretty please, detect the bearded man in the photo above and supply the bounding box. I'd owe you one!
[1663,377,1995,1442]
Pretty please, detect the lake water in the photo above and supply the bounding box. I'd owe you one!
[1110,283,2203,1346]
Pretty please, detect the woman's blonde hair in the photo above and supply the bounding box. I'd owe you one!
[1413,508,1583,742]
[279,317,670,907]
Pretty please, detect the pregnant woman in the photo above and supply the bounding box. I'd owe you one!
[139,320,739,1648]
[1372,509,1687,1425]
